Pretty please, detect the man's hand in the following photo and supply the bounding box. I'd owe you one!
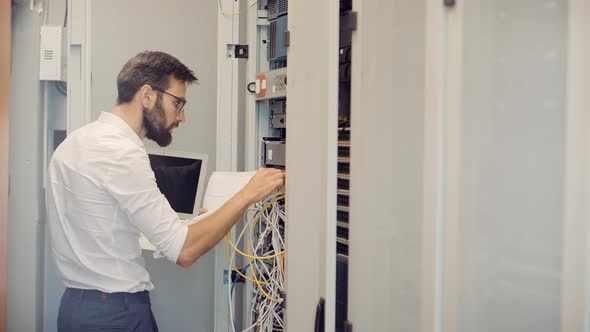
[176,168,285,268]
[198,208,208,215]
[241,168,285,204]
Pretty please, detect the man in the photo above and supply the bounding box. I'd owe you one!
[46,51,284,331]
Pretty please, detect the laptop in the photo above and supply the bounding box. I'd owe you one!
[139,149,208,251]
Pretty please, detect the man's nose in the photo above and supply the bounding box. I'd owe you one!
[177,110,186,123]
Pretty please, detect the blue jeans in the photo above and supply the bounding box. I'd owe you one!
[57,288,159,332]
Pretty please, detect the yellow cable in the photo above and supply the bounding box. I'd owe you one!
[225,194,286,303]
[226,233,283,260]
[280,252,285,276]
[249,195,284,238]
[223,194,285,284]
[249,253,281,303]
[247,196,285,303]
[227,196,285,259]
[224,235,271,285]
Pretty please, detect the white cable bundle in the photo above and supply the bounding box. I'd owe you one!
[226,193,286,332]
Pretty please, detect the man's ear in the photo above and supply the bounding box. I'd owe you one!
[139,84,156,109]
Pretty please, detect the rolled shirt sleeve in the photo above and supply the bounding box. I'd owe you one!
[104,145,188,263]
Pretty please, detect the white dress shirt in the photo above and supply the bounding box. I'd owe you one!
[46,112,188,293]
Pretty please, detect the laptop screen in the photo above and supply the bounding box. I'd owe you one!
[148,153,207,215]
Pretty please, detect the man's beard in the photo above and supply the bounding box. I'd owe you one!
[143,96,177,147]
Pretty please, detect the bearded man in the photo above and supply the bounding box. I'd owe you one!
[46,51,284,331]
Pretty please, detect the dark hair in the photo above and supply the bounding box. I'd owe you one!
[116,51,197,104]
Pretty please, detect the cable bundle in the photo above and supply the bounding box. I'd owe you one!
[226,192,286,332]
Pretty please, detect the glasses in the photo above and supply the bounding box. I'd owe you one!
[152,86,187,113]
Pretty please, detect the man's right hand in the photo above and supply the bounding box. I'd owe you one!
[177,168,285,268]
[240,168,285,204]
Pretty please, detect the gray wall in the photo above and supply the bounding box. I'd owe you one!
[43,82,68,332]
[89,0,219,170]
[9,1,68,331]
[8,2,46,331]
[42,1,69,330]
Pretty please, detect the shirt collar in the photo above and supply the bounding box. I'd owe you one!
[97,112,145,148]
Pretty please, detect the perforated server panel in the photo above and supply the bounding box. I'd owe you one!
[268,0,288,19]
